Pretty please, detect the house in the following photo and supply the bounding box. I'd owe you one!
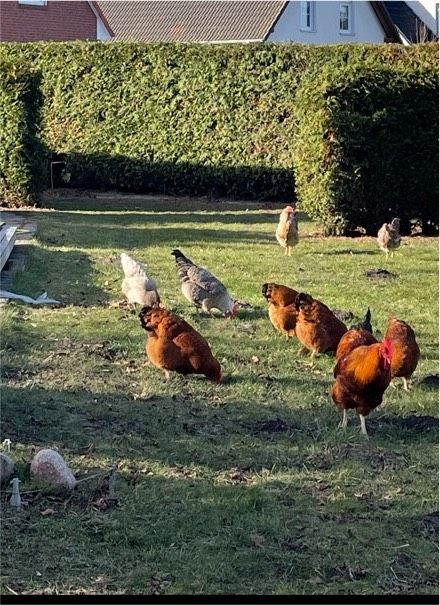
[1,0,436,45]
[96,0,439,44]
[384,1,438,42]
[96,0,402,43]
[0,0,112,42]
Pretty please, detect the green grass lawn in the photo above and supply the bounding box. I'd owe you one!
[1,196,438,596]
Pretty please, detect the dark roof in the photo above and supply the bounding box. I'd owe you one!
[383,1,438,42]
[370,1,401,42]
[96,0,287,42]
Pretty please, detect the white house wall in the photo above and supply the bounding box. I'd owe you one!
[97,15,111,40]
[267,1,386,44]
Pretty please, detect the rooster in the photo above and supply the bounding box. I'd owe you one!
[294,292,347,357]
[276,206,299,256]
[171,249,240,318]
[120,253,160,308]
[139,306,222,382]
[377,218,401,259]
[335,308,377,363]
[262,283,298,339]
[331,338,393,437]
[385,317,420,391]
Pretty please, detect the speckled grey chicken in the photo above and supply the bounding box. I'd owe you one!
[377,218,401,259]
[120,253,160,307]
[171,249,239,317]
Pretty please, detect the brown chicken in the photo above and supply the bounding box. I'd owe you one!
[384,317,420,391]
[294,292,347,357]
[275,206,299,256]
[331,338,393,437]
[262,283,298,339]
[139,306,222,382]
[335,308,377,363]
[377,218,401,259]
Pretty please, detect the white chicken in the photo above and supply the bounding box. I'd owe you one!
[120,253,160,307]
[276,205,299,256]
[171,249,239,318]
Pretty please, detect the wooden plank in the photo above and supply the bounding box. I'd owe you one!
[0,226,18,271]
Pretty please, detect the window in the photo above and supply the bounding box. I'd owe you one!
[18,0,47,5]
[339,2,353,34]
[300,1,315,32]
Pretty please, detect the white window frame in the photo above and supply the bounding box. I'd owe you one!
[300,1,316,32]
[18,0,47,6]
[339,2,354,35]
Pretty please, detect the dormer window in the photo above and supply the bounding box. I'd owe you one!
[339,2,353,34]
[300,1,315,32]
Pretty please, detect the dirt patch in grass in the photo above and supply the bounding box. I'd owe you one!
[304,443,406,472]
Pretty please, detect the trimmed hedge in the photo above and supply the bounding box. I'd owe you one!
[0,42,438,212]
[0,64,46,207]
[293,63,439,235]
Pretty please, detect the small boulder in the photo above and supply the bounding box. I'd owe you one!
[30,449,77,490]
[0,453,14,483]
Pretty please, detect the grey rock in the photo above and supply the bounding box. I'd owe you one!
[0,453,14,483]
[30,449,77,490]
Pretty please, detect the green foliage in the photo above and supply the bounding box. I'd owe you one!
[294,62,439,235]
[0,63,46,207]
[0,41,437,208]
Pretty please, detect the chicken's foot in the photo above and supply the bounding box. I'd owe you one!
[402,377,409,392]
[339,409,348,429]
[359,414,369,438]
[296,347,309,357]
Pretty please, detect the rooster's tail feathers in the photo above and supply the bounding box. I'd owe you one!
[295,292,313,310]
[351,307,373,333]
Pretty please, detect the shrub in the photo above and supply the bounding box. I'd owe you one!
[0,42,437,206]
[294,62,439,235]
[0,64,46,207]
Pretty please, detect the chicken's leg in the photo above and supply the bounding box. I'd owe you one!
[288,246,292,257]
[284,247,288,256]
[164,370,171,380]
[385,250,389,260]
[402,377,409,392]
[339,409,348,429]
[359,414,369,438]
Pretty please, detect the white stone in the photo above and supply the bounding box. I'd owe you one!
[0,453,14,483]
[30,449,77,490]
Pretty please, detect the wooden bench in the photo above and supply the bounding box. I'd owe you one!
[0,223,18,271]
